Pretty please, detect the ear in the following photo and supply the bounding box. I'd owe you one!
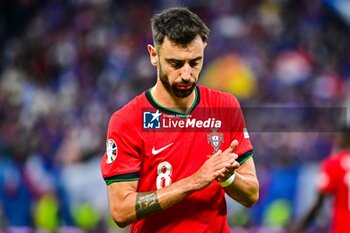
[147,44,158,66]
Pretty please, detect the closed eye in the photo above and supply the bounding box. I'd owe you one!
[165,57,202,69]
[170,61,184,69]
[189,57,202,68]
[165,59,184,69]
[189,61,200,67]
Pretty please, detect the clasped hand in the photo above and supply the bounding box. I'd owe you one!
[191,140,240,191]
[212,140,240,182]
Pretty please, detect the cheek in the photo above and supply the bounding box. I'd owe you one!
[191,67,201,79]
[167,71,180,83]
[196,63,204,73]
[162,66,179,77]
[193,67,201,75]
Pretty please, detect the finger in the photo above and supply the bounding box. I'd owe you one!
[223,141,238,154]
[216,173,229,182]
[212,149,222,157]
[207,149,222,159]
[217,170,233,182]
[211,152,236,169]
[226,162,239,173]
[223,152,237,164]
[216,167,228,178]
[223,145,235,155]
[224,168,235,178]
[227,161,240,170]
[230,152,238,160]
[230,140,238,150]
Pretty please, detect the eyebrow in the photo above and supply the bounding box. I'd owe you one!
[165,56,203,63]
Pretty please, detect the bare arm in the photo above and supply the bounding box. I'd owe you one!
[107,146,237,228]
[289,192,325,233]
[222,157,259,207]
[216,140,259,208]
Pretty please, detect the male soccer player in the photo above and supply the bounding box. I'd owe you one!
[291,126,350,233]
[100,7,259,232]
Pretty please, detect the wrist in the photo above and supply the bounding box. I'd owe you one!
[219,173,236,187]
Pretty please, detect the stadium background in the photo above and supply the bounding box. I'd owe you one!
[0,0,349,232]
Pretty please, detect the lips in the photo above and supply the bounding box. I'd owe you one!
[176,84,192,89]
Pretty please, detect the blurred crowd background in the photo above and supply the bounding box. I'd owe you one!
[0,0,349,232]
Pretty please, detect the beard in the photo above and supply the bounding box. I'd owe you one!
[159,65,197,98]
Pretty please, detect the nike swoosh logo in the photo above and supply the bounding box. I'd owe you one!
[152,143,173,155]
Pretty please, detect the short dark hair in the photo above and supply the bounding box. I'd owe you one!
[151,7,210,47]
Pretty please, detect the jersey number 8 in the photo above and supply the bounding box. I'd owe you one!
[156,161,172,189]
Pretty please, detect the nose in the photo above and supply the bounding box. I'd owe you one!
[180,63,191,81]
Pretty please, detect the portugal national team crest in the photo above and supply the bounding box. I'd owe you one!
[207,128,224,153]
[106,139,118,164]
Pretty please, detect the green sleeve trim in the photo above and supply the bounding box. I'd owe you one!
[104,171,140,186]
[105,178,139,186]
[236,150,253,165]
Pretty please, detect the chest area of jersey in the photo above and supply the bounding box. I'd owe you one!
[141,129,230,176]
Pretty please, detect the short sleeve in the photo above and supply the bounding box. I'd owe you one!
[100,113,142,185]
[317,157,337,194]
[230,96,253,164]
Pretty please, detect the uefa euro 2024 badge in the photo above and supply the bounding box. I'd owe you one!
[106,139,118,164]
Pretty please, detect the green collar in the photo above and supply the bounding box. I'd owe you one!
[145,86,200,116]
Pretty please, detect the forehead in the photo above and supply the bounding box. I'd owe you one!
[159,36,205,60]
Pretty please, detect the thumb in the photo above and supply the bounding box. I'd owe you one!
[230,140,238,151]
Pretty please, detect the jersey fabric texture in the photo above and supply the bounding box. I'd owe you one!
[317,150,350,233]
[101,85,254,233]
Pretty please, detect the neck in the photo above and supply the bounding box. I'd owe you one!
[151,83,196,114]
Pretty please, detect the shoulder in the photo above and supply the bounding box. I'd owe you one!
[324,149,350,166]
[322,151,343,168]
[198,85,240,107]
[109,92,147,126]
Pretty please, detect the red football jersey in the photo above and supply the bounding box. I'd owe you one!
[101,85,254,233]
[317,150,350,233]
